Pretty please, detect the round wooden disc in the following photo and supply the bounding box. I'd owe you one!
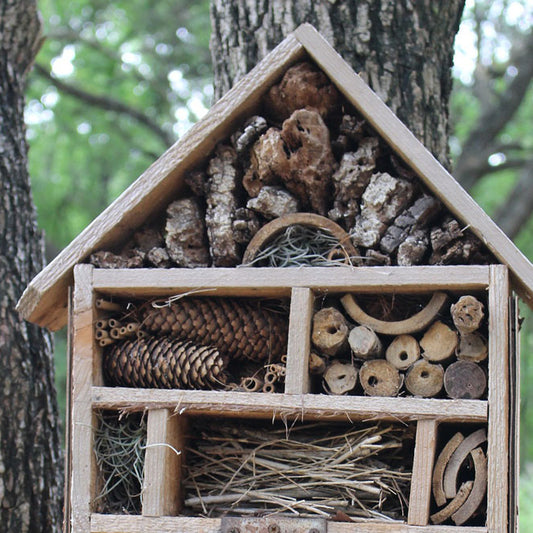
[386,334,420,370]
[405,359,444,398]
[444,361,487,399]
[359,359,402,397]
[323,361,358,395]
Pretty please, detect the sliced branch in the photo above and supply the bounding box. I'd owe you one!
[444,361,487,400]
[348,325,382,360]
[420,321,458,363]
[385,335,420,370]
[323,361,358,395]
[359,359,402,397]
[312,307,349,357]
[404,360,444,398]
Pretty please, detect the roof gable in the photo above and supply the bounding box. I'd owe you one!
[17,24,533,330]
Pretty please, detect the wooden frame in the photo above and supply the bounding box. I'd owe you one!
[67,264,513,533]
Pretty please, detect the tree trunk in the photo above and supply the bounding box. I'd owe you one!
[210,0,465,167]
[0,1,64,531]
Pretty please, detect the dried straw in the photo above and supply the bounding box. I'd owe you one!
[183,420,412,520]
[93,412,146,514]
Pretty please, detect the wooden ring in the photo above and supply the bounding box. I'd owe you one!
[242,213,360,265]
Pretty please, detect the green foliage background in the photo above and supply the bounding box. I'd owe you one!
[25,0,533,527]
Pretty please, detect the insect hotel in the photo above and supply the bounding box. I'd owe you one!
[18,24,532,533]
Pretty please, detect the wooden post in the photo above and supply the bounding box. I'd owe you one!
[285,287,314,394]
[142,410,186,516]
[70,265,97,533]
[408,419,438,525]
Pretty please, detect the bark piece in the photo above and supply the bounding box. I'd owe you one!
[89,250,145,269]
[339,114,366,141]
[232,207,261,245]
[133,227,164,252]
[386,335,420,370]
[420,321,458,363]
[323,361,358,395]
[432,432,465,507]
[444,360,487,399]
[359,359,402,396]
[341,292,449,336]
[246,186,299,219]
[328,138,379,229]
[165,197,210,267]
[206,145,241,266]
[309,352,327,375]
[185,169,208,197]
[146,247,172,268]
[396,229,429,266]
[430,217,463,251]
[348,325,383,360]
[244,109,336,215]
[351,172,415,247]
[380,194,441,255]
[263,61,340,121]
[456,332,488,363]
[405,359,444,397]
[451,295,485,334]
[431,481,473,525]
[363,249,392,266]
[312,307,349,357]
[443,428,487,499]
[234,115,268,155]
[452,448,488,525]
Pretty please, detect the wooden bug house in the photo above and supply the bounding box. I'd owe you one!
[18,24,533,533]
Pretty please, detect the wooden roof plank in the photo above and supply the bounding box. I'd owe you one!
[16,34,306,330]
[293,23,533,308]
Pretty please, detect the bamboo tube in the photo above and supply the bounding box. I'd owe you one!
[386,335,420,370]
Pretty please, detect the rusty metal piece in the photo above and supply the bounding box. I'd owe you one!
[221,517,327,533]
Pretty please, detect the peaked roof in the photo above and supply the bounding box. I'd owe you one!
[18,23,533,330]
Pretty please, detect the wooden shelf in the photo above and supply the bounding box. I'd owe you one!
[92,387,488,423]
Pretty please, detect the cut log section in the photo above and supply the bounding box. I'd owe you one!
[311,307,349,356]
[451,295,485,334]
[430,480,473,524]
[309,352,327,375]
[348,325,383,360]
[420,321,458,363]
[444,361,487,400]
[359,359,402,397]
[452,447,488,525]
[341,291,448,335]
[443,428,487,499]
[432,432,465,507]
[322,361,358,395]
[456,332,488,363]
[385,334,420,370]
[404,360,444,398]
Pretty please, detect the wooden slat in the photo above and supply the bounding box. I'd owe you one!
[408,420,438,525]
[16,34,306,331]
[91,266,491,296]
[487,265,510,532]
[90,513,487,533]
[142,410,185,517]
[70,265,97,533]
[92,387,487,424]
[293,23,533,309]
[285,288,314,393]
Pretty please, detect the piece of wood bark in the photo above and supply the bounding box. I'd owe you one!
[184,169,207,197]
[386,335,420,370]
[263,61,341,122]
[133,227,164,252]
[432,432,465,507]
[443,428,487,499]
[146,247,172,268]
[420,321,458,363]
[338,114,366,141]
[322,361,358,395]
[233,115,268,156]
[246,185,299,219]
[206,145,241,266]
[380,194,441,255]
[359,359,402,396]
[451,295,485,334]
[309,352,326,375]
[430,481,473,525]
[396,229,429,266]
[364,248,392,266]
[444,360,487,399]
[456,332,488,363]
[89,249,144,268]
[351,172,414,248]
[232,207,261,245]
[341,292,449,335]
[405,359,444,398]
[312,307,349,357]
[348,325,383,360]
[165,197,210,267]
[328,137,379,229]
[451,447,488,525]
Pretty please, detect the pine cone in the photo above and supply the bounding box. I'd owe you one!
[104,336,227,390]
[139,297,288,362]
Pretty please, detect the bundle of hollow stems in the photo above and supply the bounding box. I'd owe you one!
[183,421,412,520]
[93,412,146,514]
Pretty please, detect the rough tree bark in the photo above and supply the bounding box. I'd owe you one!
[210,0,465,167]
[0,1,64,531]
